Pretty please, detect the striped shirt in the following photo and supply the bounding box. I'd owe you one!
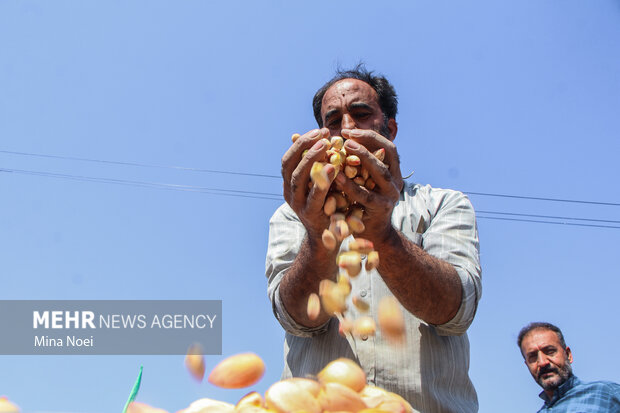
[265,182,482,413]
[537,375,620,412]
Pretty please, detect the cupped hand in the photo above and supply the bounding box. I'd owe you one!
[281,127,336,241]
[335,128,404,243]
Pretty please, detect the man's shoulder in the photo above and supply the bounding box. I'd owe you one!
[403,182,473,209]
[559,376,620,407]
[270,202,298,222]
[576,378,620,393]
[404,182,467,197]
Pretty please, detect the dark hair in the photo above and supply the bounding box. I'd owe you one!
[517,322,567,352]
[312,64,398,127]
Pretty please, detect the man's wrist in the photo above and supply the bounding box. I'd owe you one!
[371,223,399,251]
[305,232,339,262]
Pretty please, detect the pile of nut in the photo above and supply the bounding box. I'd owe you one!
[128,353,413,413]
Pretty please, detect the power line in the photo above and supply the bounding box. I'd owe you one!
[476,215,620,229]
[464,191,620,207]
[2,167,620,230]
[3,148,620,207]
[476,210,620,224]
[0,149,281,179]
[1,167,283,201]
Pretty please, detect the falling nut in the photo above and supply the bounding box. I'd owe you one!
[319,279,347,316]
[352,296,370,312]
[337,251,362,278]
[323,195,337,216]
[321,229,337,250]
[329,217,350,242]
[337,272,352,295]
[353,316,376,337]
[310,162,330,191]
[348,238,374,254]
[378,296,405,343]
[208,353,266,389]
[184,343,206,381]
[307,293,321,321]
[365,251,379,271]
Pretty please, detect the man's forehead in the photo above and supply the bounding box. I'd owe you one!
[522,329,562,350]
[322,79,379,109]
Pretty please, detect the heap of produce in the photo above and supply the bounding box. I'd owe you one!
[129,353,413,413]
[0,397,20,413]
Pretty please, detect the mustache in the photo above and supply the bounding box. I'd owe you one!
[538,365,558,379]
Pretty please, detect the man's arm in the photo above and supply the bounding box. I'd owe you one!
[373,226,462,325]
[337,128,477,328]
[278,235,338,327]
[270,127,343,329]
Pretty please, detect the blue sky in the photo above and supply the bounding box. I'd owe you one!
[1,1,619,412]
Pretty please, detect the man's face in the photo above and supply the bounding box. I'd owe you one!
[520,329,573,392]
[320,78,395,140]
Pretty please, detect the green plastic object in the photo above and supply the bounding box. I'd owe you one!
[122,365,143,413]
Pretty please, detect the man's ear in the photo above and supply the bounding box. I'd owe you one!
[388,118,398,141]
[566,346,573,363]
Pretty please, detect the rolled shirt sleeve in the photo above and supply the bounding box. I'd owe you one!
[418,187,482,336]
[265,203,330,337]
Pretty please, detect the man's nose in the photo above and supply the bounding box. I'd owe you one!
[341,114,357,130]
[536,353,550,368]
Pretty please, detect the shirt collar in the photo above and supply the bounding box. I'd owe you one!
[539,375,580,404]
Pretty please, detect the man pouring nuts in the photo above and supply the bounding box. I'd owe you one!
[265,65,482,413]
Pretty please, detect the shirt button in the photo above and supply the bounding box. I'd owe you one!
[360,290,367,297]
[361,335,368,341]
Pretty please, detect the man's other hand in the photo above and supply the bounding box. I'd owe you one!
[281,127,336,242]
[336,128,404,244]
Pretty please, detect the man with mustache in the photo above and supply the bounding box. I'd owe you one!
[266,65,482,412]
[518,322,620,412]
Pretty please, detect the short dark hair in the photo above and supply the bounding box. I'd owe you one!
[517,322,567,353]
[312,64,398,127]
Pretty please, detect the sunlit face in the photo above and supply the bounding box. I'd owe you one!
[320,79,395,140]
[520,329,573,392]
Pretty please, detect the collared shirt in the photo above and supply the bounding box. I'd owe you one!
[265,182,482,413]
[537,375,620,412]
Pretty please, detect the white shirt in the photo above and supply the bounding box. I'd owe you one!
[265,182,482,413]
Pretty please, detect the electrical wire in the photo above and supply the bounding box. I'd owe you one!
[2,148,620,207]
[0,167,283,201]
[2,167,620,230]
[0,149,281,179]
[476,215,620,229]
[2,150,620,230]
[476,210,620,224]
[464,191,620,207]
